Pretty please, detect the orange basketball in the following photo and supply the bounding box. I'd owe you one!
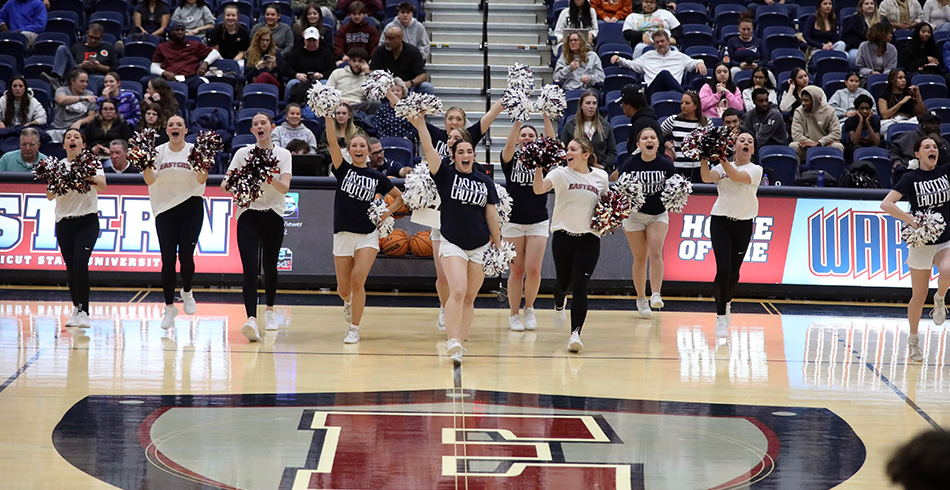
[384,193,410,218]
[379,229,410,256]
[409,230,434,257]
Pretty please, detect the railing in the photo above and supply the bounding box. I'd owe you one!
[479,0,491,164]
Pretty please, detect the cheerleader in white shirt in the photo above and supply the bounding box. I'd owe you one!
[325,116,403,344]
[52,128,107,329]
[143,115,207,330]
[533,137,609,353]
[221,113,293,342]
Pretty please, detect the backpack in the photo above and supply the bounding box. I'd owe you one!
[838,160,881,188]
[796,169,839,187]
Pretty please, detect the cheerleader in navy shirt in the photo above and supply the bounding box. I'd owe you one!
[610,127,677,318]
[500,115,555,331]
[408,115,502,364]
[325,116,404,344]
[881,137,950,363]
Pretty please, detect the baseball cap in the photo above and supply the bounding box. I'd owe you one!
[303,27,320,40]
[920,110,941,123]
[620,84,645,105]
[168,21,185,31]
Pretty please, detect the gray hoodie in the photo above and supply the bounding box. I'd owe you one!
[380,17,430,59]
[828,86,877,118]
[741,101,787,153]
[271,122,318,154]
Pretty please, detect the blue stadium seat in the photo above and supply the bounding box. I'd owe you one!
[759,145,799,186]
[821,72,847,98]
[811,50,849,83]
[45,11,79,45]
[603,73,638,95]
[713,4,745,37]
[852,147,892,188]
[49,0,85,29]
[597,43,633,67]
[22,56,55,80]
[192,107,234,133]
[734,70,753,91]
[605,89,624,118]
[886,122,919,144]
[243,83,280,113]
[772,48,806,75]
[196,82,235,111]
[675,3,708,25]
[380,136,414,167]
[564,89,586,117]
[95,0,131,24]
[610,114,633,143]
[0,55,16,85]
[763,26,799,56]
[596,21,624,46]
[718,24,739,48]
[755,5,791,37]
[914,74,949,100]
[208,59,243,87]
[616,141,628,165]
[804,146,846,179]
[26,81,51,113]
[120,80,143,101]
[89,12,124,39]
[237,107,274,133]
[679,24,714,50]
[651,91,683,119]
[168,81,188,113]
[684,46,719,71]
[116,57,152,87]
[0,36,25,71]
[925,98,950,124]
[33,32,71,57]
[866,73,890,99]
[123,41,157,60]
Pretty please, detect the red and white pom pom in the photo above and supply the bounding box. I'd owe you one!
[482,240,518,276]
[33,156,71,196]
[516,136,566,171]
[681,125,738,162]
[66,150,100,194]
[307,83,344,118]
[189,130,223,173]
[367,197,395,236]
[661,174,693,213]
[501,88,532,122]
[494,183,513,226]
[401,162,440,210]
[902,210,947,247]
[614,173,645,213]
[394,92,444,119]
[127,129,157,170]
[225,147,281,207]
[535,84,567,120]
[590,190,631,235]
[506,63,536,97]
[361,70,395,100]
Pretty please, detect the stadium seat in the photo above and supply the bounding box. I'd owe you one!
[596,21,624,46]
[564,89,586,117]
[603,73,639,96]
[242,83,280,113]
[684,46,719,72]
[925,98,950,123]
[679,24,714,50]
[33,32,70,57]
[914,74,949,99]
[0,36,25,72]
[22,56,55,80]
[852,147,892,188]
[756,5,791,37]
[610,115,633,143]
[115,57,152,87]
[675,3,708,25]
[811,50,849,83]
[380,137,414,167]
[597,43,633,67]
[805,146,846,179]
[718,24,739,48]
[733,70,753,91]
[713,4,745,37]
[120,80,143,101]
[45,11,79,45]
[0,55,16,85]
[763,26,799,56]
[123,41,157,60]
[89,12,125,39]
[759,145,799,186]
[237,108,274,133]
[651,91,683,119]
[821,72,847,99]
[196,82,235,111]
[886,122,918,144]
[771,48,806,75]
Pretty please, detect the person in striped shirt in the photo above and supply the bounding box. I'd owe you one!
[660,91,712,183]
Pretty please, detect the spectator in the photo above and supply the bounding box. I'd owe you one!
[424,100,504,158]
[900,22,947,80]
[554,0,599,45]
[554,32,605,91]
[45,24,119,95]
[370,25,434,94]
[560,91,617,172]
[326,48,371,106]
[252,3,295,57]
[339,0,382,18]
[747,0,799,19]
[286,139,312,154]
[887,430,950,490]
[379,2,430,59]
[135,0,171,37]
[51,69,97,141]
[879,69,925,133]
[293,3,333,48]
[317,102,361,157]
[151,22,222,98]
[0,128,45,172]
[294,0,337,23]
[592,0,631,23]
[0,76,47,129]
[842,94,881,160]
[843,0,881,69]
[0,0,46,47]
[741,87,788,155]
[622,0,680,58]
[375,78,416,139]
[790,86,844,162]
[700,63,743,118]
[742,66,778,112]
[726,14,767,76]
[857,22,898,82]
[924,0,950,34]
[780,67,811,113]
[272,103,318,153]
[721,108,742,133]
[209,4,251,62]
[284,27,337,104]
[144,78,180,122]
[620,84,661,153]
[83,99,134,157]
[139,101,171,146]
[612,30,707,97]
[889,110,950,169]
[104,140,140,174]
[367,136,411,177]
[98,72,142,128]
[336,2,379,62]
[171,0,215,37]
[803,0,847,57]
[660,91,713,182]
[244,28,284,91]
[880,0,923,30]
[828,72,876,120]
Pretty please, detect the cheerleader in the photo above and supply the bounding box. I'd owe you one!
[500,115,556,331]
[51,129,106,329]
[880,137,950,363]
[533,137,609,352]
[142,115,207,330]
[221,113,293,342]
[699,132,763,341]
[610,127,678,318]
[408,115,502,364]
[325,116,404,344]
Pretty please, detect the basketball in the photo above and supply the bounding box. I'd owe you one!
[379,229,410,256]
[409,230,434,257]
[384,193,410,218]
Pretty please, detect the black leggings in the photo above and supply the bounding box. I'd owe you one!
[552,231,601,333]
[155,196,204,305]
[237,210,284,318]
[709,215,754,316]
[55,213,100,314]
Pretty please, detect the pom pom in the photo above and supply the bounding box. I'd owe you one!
[394,92,444,119]
[361,70,395,100]
[902,210,947,247]
[224,147,281,207]
[189,130,223,173]
[64,150,100,194]
[127,129,157,170]
[590,190,631,235]
[367,197,395,236]
[907,158,920,170]
[660,174,693,213]
[33,156,71,196]
[614,173,645,213]
[307,83,344,118]
[535,84,567,120]
[516,136,565,171]
[482,240,518,276]
[501,88,532,122]
[401,162,441,210]
[506,63,536,96]
[494,183,513,226]
[681,125,738,162]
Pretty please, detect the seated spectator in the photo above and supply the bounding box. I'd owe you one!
[747,0,799,19]
[803,0,847,59]
[790,86,844,162]
[339,0,382,18]
[554,32,605,91]
[560,90,617,172]
[104,140,140,174]
[887,430,950,490]
[660,91,713,182]
[879,69,926,133]
[726,14,767,77]
[286,139,312,154]
[0,0,46,47]
[317,102,361,157]
[370,26,434,94]
[721,108,742,133]
[829,72,876,120]
[139,101,170,146]
[376,79,417,139]
[924,0,950,34]
[151,22,222,98]
[622,0,681,58]
[889,110,950,171]
[51,69,98,141]
[379,2,430,59]
[612,30,707,97]
[293,3,333,48]
[621,84,661,153]
[209,4,251,62]
[0,128,45,172]
[244,28,285,91]
[83,99,134,157]
[425,100,504,159]
[98,72,142,128]
[171,0,215,38]
[700,63,743,118]
[326,48,371,107]
[0,76,47,130]
[136,0,171,37]
[780,67,811,113]
[284,27,337,104]
[742,66,778,112]
[741,88,788,155]
[900,22,948,81]
[842,94,881,160]
[843,0,881,69]
[144,78,180,122]
[252,3,295,57]
[272,103,318,153]
[880,0,922,30]
[857,22,898,83]
[592,0,631,23]
[336,2,379,62]
[45,24,119,95]
[555,0,599,45]
[295,0,337,23]
[368,136,411,177]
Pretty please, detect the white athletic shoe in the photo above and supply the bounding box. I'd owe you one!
[509,314,525,331]
[161,305,177,330]
[65,306,80,327]
[568,331,584,353]
[447,337,465,363]
[636,297,652,318]
[343,327,360,344]
[181,289,196,315]
[715,314,729,345]
[437,306,446,331]
[908,336,924,362]
[523,307,537,330]
[75,310,91,329]
[264,309,279,331]
[650,292,664,309]
[554,298,568,329]
[343,301,352,323]
[932,294,946,326]
[242,317,261,342]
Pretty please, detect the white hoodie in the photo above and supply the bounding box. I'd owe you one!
[271,122,318,154]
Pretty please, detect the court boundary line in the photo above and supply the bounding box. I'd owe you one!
[864,362,943,431]
[0,349,44,395]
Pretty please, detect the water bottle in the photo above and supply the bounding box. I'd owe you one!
[722,48,730,65]
[761,173,769,186]
[816,170,825,187]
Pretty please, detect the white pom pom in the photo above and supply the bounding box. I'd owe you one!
[361,70,395,100]
[307,83,344,118]
[614,173,645,213]
[394,92,444,119]
[661,174,693,213]
[902,210,947,247]
[535,84,567,120]
[402,163,440,210]
[494,183,513,226]
[482,241,518,276]
[507,63,536,96]
[501,88,532,122]
[907,158,920,170]
[367,198,395,236]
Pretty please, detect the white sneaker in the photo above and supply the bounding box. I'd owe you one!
[75,310,90,329]
[343,301,352,323]
[650,292,664,309]
[523,307,537,330]
[65,306,80,327]
[437,306,446,331]
[636,297,652,318]
[161,305,177,330]
[447,337,466,363]
[554,298,568,329]
[909,337,924,362]
[568,331,584,352]
[508,314,525,331]
[264,309,279,331]
[343,327,360,344]
[181,289,196,315]
[242,317,261,342]
[715,314,729,345]
[932,294,946,326]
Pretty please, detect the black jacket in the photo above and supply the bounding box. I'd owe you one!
[281,43,336,81]
[627,106,662,152]
[841,13,869,51]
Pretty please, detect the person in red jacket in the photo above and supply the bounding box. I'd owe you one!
[334,1,379,63]
[591,0,631,23]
